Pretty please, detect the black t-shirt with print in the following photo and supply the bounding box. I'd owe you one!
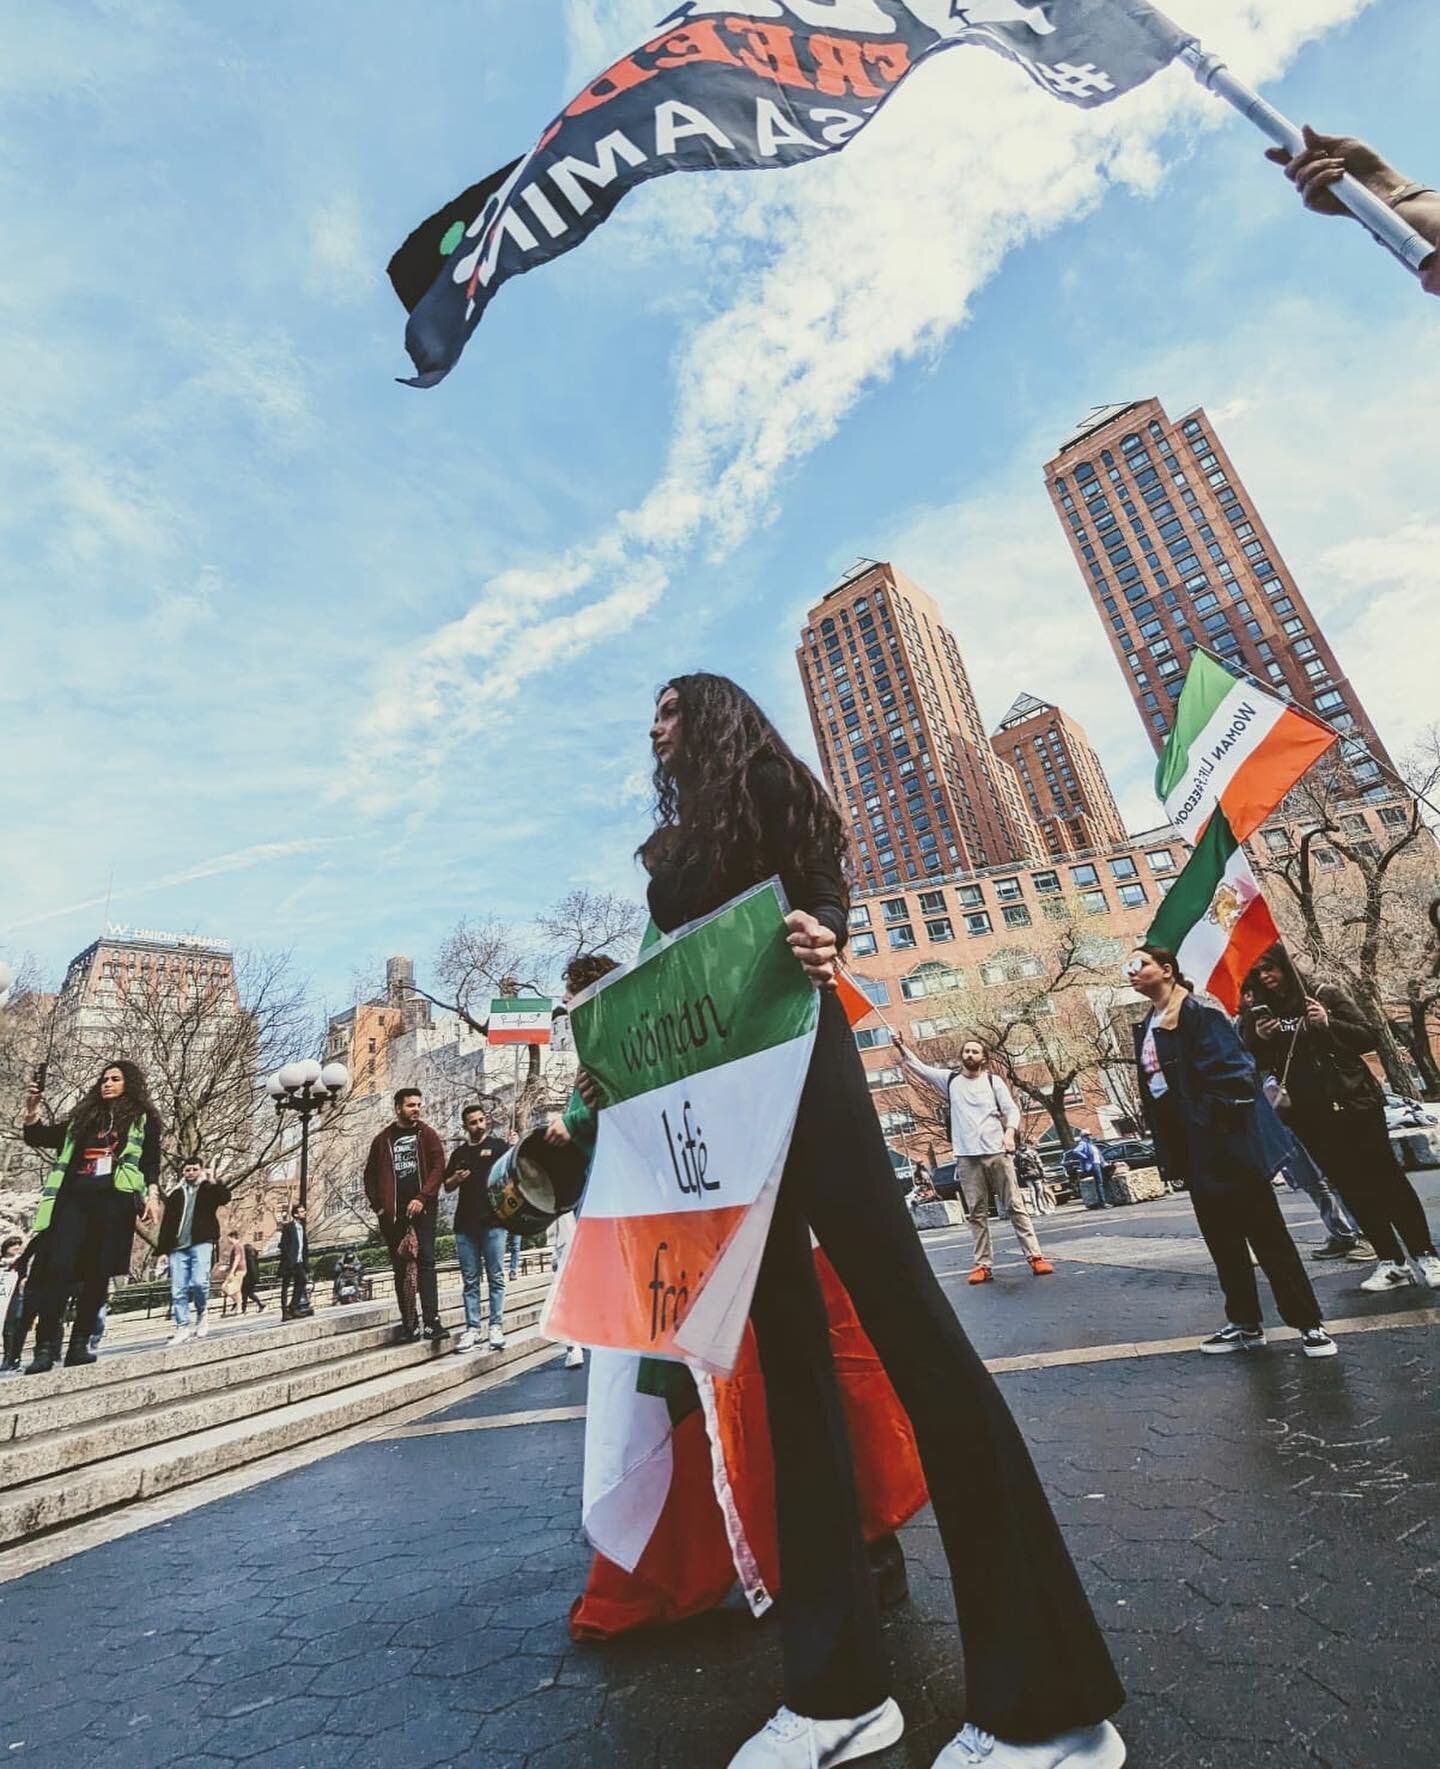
[445,1136,510,1237]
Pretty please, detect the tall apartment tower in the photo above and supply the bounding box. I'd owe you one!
[796,560,1041,892]
[991,693,1127,859]
[1043,399,1392,789]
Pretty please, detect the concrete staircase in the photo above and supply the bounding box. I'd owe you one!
[0,1276,557,1550]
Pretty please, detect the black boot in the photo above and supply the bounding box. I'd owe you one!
[25,1344,56,1375]
[65,1335,98,1367]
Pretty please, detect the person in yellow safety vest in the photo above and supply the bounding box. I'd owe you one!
[22,1060,161,1372]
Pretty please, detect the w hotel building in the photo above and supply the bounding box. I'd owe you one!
[1042,399,1393,790]
[796,559,1041,894]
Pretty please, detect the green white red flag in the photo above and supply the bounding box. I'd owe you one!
[1155,650,1337,843]
[1145,810,1279,1012]
[542,880,818,1375]
[486,997,553,1045]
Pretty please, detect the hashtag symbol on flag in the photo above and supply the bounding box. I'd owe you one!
[1038,62,1116,98]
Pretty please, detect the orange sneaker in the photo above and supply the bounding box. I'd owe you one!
[1030,1255,1055,1276]
[967,1265,993,1285]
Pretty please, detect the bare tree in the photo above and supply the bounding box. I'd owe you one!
[535,889,646,969]
[889,930,1125,1150]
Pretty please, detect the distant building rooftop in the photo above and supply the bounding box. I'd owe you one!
[1052,401,1146,458]
[994,692,1054,733]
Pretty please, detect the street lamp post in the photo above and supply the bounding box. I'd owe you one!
[265,1059,350,1212]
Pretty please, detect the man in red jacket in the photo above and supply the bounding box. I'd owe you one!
[363,1087,448,1342]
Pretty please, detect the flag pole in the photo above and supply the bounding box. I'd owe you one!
[1177,42,1432,276]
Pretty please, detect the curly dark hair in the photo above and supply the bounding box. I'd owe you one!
[69,1058,159,1149]
[637,673,850,911]
[564,952,620,996]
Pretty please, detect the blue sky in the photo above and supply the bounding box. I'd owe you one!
[3,0,1437,1015]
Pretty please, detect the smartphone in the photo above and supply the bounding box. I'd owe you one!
[31,1061,47,1092]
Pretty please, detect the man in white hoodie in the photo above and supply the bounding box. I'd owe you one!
[896,1033,1054,1285]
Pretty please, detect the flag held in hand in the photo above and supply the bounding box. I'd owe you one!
[395,1,1192,386]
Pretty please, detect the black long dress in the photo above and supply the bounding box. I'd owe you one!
[644,757,1122,1743]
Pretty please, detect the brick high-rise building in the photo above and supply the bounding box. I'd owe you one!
[796,560,1040,892]
[991,693,1127,859]
[1043,399,1393,791]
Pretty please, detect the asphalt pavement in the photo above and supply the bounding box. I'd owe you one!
[3,1178,1437,1769]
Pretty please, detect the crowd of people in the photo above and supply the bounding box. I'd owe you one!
[0,1073,573,1375]
[3,660,1436,1769]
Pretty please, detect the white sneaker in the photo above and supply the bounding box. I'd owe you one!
[1359,1260,1416,1293]
[488,1328,506,1351]
[455,1328,480,1352]
[1414,1253,1440,1288]
[729,1698,904,1767]
[195,1314,211,1339]
[933,1719,1125,1768]
[169,1325,194,1347]
[1300,1328,1339,1359]
[564,1345,584,1369]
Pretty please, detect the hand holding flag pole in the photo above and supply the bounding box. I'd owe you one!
[1169,28,1432,276]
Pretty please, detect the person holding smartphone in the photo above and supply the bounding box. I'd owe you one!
[21,1060,161,1372]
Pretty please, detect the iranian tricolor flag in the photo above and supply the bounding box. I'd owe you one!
[1156,651,1337,842]
[1145,810,1279,1013]
[486,997,553,1045]
[542,880,818,1376]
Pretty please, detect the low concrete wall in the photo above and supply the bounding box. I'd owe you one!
[1077,1166,1168,1207]
[1394,1128,1440,1171]
[910,1199,968,1231]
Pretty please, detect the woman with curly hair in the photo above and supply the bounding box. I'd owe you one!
[21,1059,161,1372]
[625,674,1124,1769]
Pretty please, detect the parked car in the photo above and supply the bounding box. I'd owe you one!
[1098,1136,1157,1171]
[1384,1092,1438,1133]
[931,1161,960,1201]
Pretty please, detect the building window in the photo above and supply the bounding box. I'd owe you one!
[1379,805,1409,828]
[881,897,909,923]
[1002,905,1032,929]
[848,905,872,929]
[1261,829,1291,854]
[855,1026,893,1049]
[1081,889,1108,914]
[1312,848,1341,869]
[888,925,917,951]
[850,931,878,957]
[926,917,954,943]
[1070,864,1099,887]
[1145,850,1175,873]
[1117,883,1147,908]
[1156,876,1177,897]
[958,884,985,908]
[965,911,993,937]
[1032,870,1061,894]
[917,889,946,915]
[867,1066,903,1090]
[857,976,890,1007]
[994,876,1023,903]
[1109,856,1139,880]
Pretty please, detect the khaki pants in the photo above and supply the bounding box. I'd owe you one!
[958,1154,1043,1268]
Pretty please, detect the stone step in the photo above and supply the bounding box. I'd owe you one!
[1,1279,549,1443]
[0,1301,546,1490]
[0,1324,557,1549]
[3,1270,552,1412]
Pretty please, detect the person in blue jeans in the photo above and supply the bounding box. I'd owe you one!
[155,1155,232,1346]
[443,1105,513,1352]
[507,1233,522,1279]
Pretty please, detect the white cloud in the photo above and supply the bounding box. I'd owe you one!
[350,0,1378,802]
[0,840,343,935]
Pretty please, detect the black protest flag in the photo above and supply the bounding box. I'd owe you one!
[387,158,523,313]
[394,2,1192,387]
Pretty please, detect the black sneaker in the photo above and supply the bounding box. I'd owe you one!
[426,1322,450,1343]
[1309,1238,1359,1261]
[1301,1328,1339,1359]
[1199,1324,1266,1354]
[25,1347,56,1375]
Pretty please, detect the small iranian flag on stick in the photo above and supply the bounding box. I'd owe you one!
[1156,650,1337,842]
[1145,811,1279,1013]
[486,998,553,1045]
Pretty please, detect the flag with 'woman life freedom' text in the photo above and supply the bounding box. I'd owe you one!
[541,879,818,1376]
